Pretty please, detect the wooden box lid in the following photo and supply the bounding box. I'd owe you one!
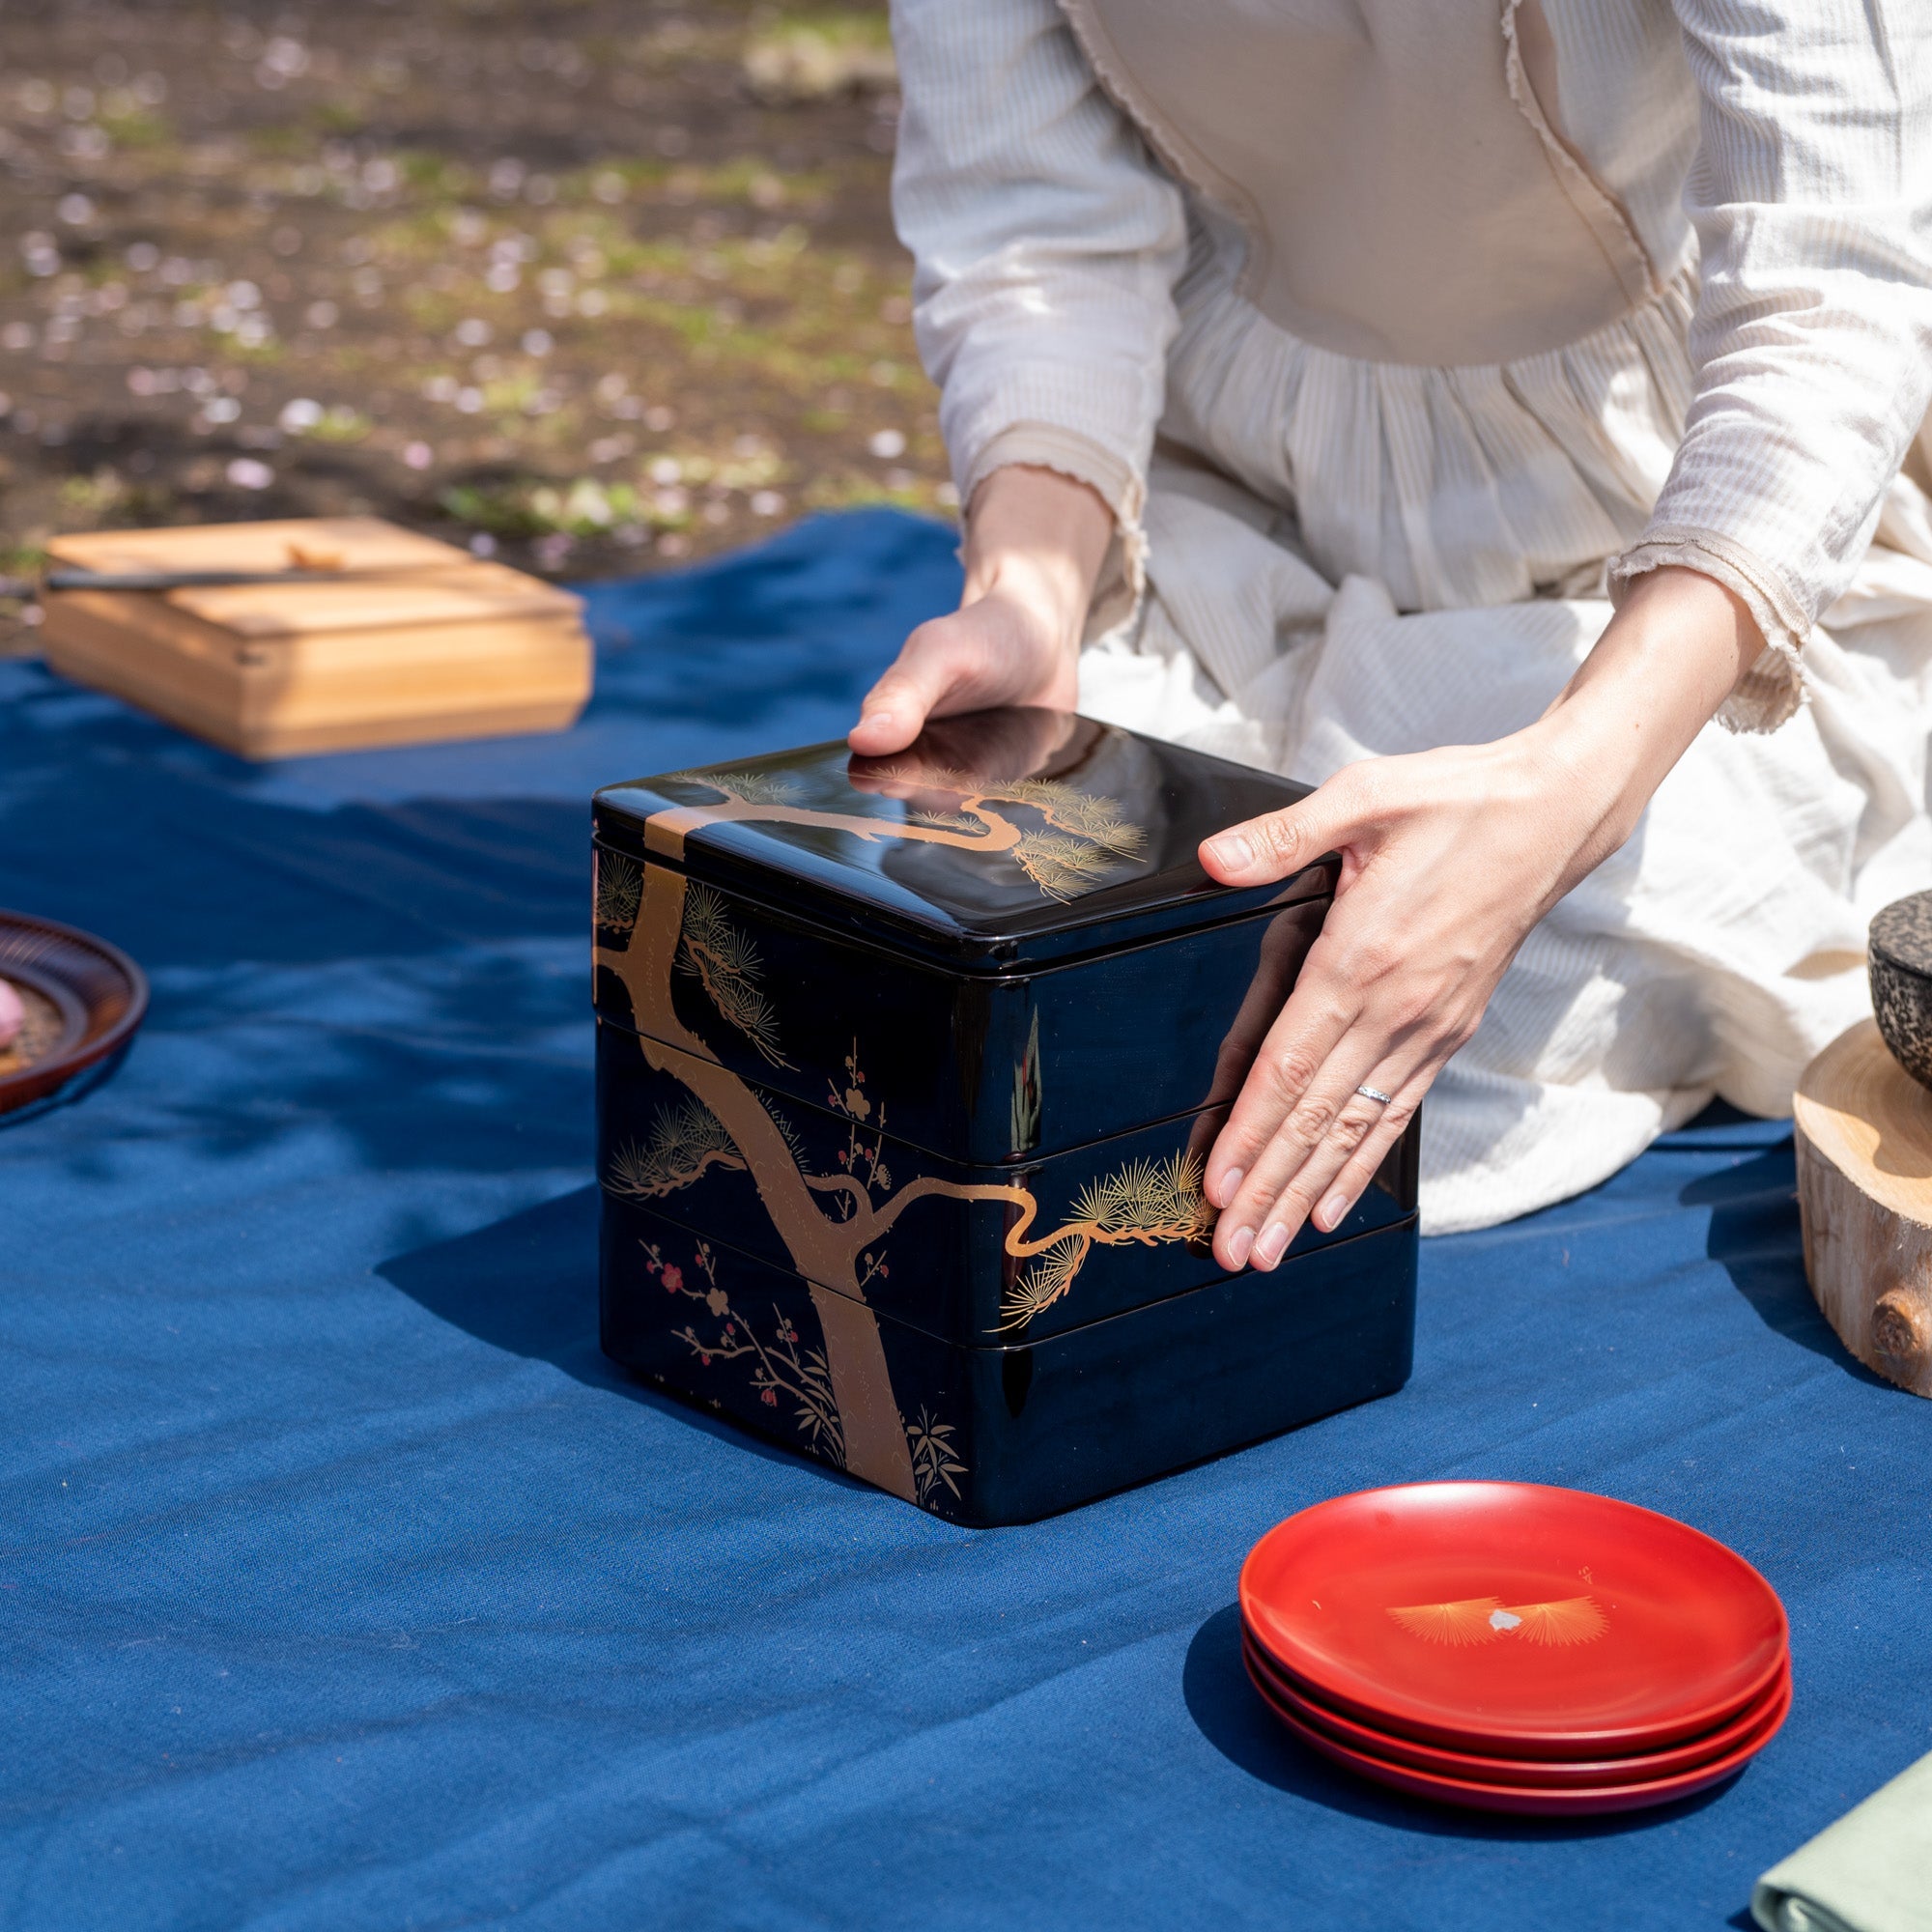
[46,516,582,639]
[41,517,591,759]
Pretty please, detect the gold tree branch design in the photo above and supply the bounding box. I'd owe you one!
[995,1151,1216,1331]
[645,764,1147,903]
[616,1051,1211,1336]
[590,770,1170,1502]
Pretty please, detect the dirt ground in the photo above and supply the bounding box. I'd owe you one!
[0,0,948,645]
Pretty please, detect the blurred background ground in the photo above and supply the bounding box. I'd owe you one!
[0,0,949,647]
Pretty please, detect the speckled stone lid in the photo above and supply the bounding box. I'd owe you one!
[1869,892,1932,979]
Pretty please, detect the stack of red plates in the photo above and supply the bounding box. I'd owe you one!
[1238,1482,1789,1816]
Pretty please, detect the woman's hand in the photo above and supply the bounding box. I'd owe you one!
[1200,565,1768,1270]
[849,465,1114,756]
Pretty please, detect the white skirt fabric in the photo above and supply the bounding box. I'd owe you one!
[1078,463,1932,1236]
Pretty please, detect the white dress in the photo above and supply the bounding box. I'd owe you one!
[890,0,1932,1232]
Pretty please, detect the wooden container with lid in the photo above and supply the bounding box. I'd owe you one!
[41,516,591,759]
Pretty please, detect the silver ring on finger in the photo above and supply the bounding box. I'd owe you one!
[1354,1084,1393,1106]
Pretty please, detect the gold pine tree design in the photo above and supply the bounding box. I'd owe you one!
[593,767,1195,1502]
[675,882,791,1067]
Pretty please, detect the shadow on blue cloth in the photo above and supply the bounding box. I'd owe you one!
[375,1184,857,1484]
[1682,1138,1894,1382]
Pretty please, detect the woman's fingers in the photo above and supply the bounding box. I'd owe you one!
[1207,987,1356,1208]
[1308,1075,1427,1234]
[849,615,970,755]
[1209,1023,1406,1270]
[1200,769,1379,887]
[848,588,1080,755]
[1239,1084,1397,1269]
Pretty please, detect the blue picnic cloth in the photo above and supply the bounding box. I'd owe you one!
[3,508,1929,1932]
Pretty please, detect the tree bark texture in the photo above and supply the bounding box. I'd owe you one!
[1793,1019,1932,1398]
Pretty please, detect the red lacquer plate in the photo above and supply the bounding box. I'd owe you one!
[1240,1483,1788,1758]
[0,911,148,1116]
[1242,1632,1791,1791]
[1249,1667,1788,1816]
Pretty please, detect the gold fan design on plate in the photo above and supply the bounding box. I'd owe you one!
[1386,1594,1607,1647]
[1504,1595,1608,1646]
[1385,1597,1511,1645]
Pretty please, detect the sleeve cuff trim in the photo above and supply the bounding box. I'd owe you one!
[1607,528,1808,735]
[962,422,1149,639]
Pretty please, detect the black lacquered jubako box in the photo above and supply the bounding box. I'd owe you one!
[592,708,1417,1524]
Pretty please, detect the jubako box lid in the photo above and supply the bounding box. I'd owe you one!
[592,709,1331,971]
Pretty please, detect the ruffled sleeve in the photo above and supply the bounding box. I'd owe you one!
[1607,0,1932,730]
[890,0,1188,630]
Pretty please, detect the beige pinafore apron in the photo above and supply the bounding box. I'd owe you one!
[1051,0,1932,1232]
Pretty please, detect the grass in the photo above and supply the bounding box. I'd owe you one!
[0,0,951,618]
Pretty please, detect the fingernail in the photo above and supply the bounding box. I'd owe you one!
[1206,834,1254,872]
[1212,1166,1242,1209]
[1319,1192,1350,1232]
[861,710,893,731]
[1252,1223,1290,1270]
[1226,1225,1254,1268]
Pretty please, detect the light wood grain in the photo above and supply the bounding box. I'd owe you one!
[1793,1019,1932,1396]
[47,516,470,574]
[40,518,592,759]
[48,518,578,636]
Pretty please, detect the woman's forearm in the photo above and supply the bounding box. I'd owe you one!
[849,464,1115,754]
[1192,561,1771,1265]
[1523,565,1769,895]
[958,465,1115,649]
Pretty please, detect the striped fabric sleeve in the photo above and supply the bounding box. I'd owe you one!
[889,0,1187,607]
[1610,0,1932,730]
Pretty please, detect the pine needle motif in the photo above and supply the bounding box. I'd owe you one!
[863,763,1148,902]
[1011,831,1126,900]
[1502,1596,1608,1647]
[998,1151,1213,1330]
[995,775,1148,856]
[676,883,791,1066]
[607,1100,742,1199]
[1000,1236,1090,1331]
[1068,1152,1214,1241]
[765,1099,810,1171]
[667,769,803,807]
[1386,1598,1510,1646]
[905,1406,968,1505]
[867,759,972,792]
[595,852,642,936]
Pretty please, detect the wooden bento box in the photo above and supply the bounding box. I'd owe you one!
[591,709,1418,1524]
[42,517,591,759]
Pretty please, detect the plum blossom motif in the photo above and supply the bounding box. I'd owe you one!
[645,1238,845,1465]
